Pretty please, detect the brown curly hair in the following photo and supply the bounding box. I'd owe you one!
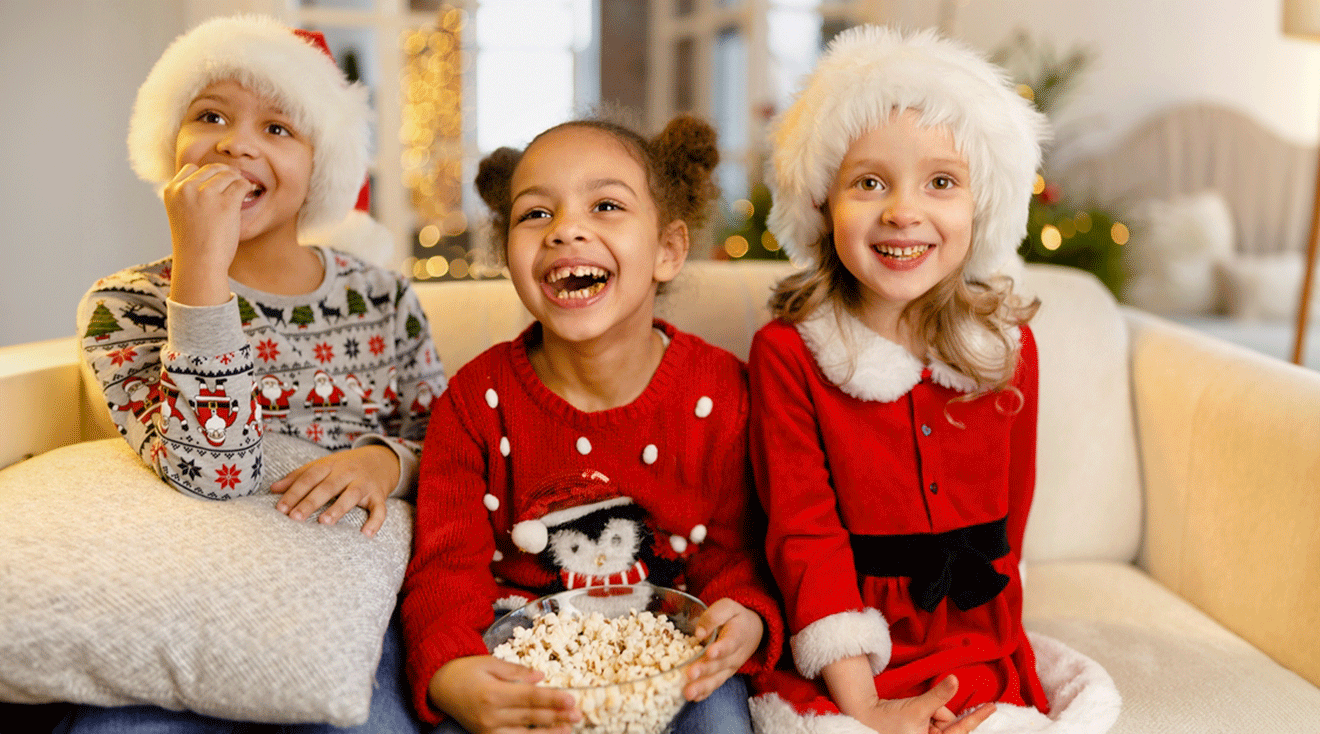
[474,114,720,260]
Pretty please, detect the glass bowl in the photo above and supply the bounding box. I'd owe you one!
[483,583,710,734]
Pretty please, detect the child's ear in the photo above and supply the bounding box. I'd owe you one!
[654,219,690,284]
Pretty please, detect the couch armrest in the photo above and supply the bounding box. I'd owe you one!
[0,337,86,468]
[1126,308,1320,686]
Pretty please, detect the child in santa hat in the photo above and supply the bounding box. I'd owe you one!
[746,26,1120,734]
[401,115,784,734]
[68,13,446,733]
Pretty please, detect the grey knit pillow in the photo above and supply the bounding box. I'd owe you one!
[0,438,411,727]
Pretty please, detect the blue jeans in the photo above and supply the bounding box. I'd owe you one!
[54,616,421,734]
[426,675,751,734]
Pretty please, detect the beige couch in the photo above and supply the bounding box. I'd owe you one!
[2,260,1318,731]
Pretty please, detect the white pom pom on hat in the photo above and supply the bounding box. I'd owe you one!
[766,25,1050,283]
[127,14,373,239]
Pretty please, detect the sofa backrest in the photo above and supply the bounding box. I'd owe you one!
[1056,102,1315,258]
[414,260,1144,565]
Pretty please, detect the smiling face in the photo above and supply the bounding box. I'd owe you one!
[174,80,313,248]
[826,110,974,335]
[505,125,688,346]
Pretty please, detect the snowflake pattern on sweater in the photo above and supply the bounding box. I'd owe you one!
[77,246,447,499]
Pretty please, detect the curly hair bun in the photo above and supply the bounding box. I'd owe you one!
[651,115,720,230]
[475,146,522,236]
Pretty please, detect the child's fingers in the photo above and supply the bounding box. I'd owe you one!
[938,703,995,734]
[357,494,389,537]
[273,464,324,510]
[682,664,733,703]
[691,599,741,640]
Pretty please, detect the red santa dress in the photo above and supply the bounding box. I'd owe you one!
[747,309,1119,733]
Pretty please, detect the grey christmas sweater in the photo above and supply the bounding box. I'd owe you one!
[77,246,448,500]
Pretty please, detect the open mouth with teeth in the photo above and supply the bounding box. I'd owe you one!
[244,184,266,204]
[545,265,612,300]
[872,243,933,260]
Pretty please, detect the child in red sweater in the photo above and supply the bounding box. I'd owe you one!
[746,26,1119,734]
[400,115,784,734]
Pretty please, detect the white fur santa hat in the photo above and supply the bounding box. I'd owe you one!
[127,14,373,242]
[766,25,1050,282]
[510,470,632,555]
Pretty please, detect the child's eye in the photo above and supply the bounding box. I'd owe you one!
[515,208,550,223]
[197,111,224,124]
[593,200,623,213]
[266,123,293,137]
[930,175,956,190]
[854,176,881,192]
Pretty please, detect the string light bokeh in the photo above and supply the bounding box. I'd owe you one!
[399,7,504,282]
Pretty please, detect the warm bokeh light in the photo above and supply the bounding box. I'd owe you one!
[730,198,754,222]
[1074,211,1092,233]
[1032,174,1046,196]
[1017,83,1036,103]
[1041,225,1062,251]
[426,255,450,279]
[762,230,780,252]
[723,235,750,259]
[1057,218,1076,239]
[443,210,469,236]
[403,15,464,266]
[418,224,441,248]
[1111,222,1130,245]
[449,257,470,279]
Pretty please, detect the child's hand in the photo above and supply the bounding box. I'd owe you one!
[429,655,580,734]
[163,162,250,306]
[850,675,995,734]
[271,444,399,536]
[683,598,764,702]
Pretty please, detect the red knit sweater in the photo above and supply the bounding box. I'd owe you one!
[401,320,784,723]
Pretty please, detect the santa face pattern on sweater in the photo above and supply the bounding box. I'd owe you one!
[77,247,447,499]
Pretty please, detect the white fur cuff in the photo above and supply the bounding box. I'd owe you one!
[790,608,890,679]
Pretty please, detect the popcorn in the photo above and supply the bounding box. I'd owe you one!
[492,609,704,733]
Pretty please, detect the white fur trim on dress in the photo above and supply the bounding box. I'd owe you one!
[751,632,1120,734]
[128,14,372,235]
[766,26,1049,283]
[795,307,981,402]
[791,608,891,680]
[749,695,876,734]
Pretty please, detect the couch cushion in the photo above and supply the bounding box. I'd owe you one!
[1024,561,1320,732]
[1019,265,1143,564]
[0,438,411,726]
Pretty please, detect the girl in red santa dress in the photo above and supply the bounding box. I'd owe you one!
[400,114,784,734]
[746,26,1120,734]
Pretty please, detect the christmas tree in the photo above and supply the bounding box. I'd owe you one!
[406,314,422,340]
[346,288,368,318]
[291,305,315,329]
[236,296,257,326]
[85,302,123,340]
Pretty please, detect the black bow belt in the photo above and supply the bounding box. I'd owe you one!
[850,516,1011,612]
